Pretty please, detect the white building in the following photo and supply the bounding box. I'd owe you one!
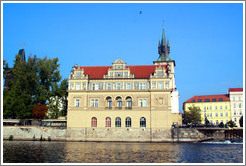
[229,88,243,127]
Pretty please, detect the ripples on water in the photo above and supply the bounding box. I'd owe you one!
[3,140,243,163]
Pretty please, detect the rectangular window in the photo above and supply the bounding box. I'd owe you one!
[233,97,235,101]
[234,111,236,115]
[126,83,131,90]
[204,113,206,117]
[140,83,146,90]
[75,99,80,107]
[220,112,223,117]
[107,83,111,90]
[70,83,74,90]
[225,105,228,109]
[205,99,210,102]
[240,111,242,115]
[198,99,202,102]
[95,99,98,107]
[75,72,81,79]
[76,83,80,90]
[192,100,196,102]
[117,83,121,90]
[239,103,242,108]
[215,113,218,117]
[209,106,212,110]
[204,106,206,110]
[209,113,212,117]
[215,106,217,110]
[139,99,147,107]
[152,82,156,89]
[238,97,241,101]
[212,99,216,102]
[210,120,213,124]
[91,99,94,107]
[110,72,113,77]
[158,82,163,89]
[124,72,128,77]
[225,112,228,117]
[92,84,95,90]
[226,120,228,124]
[219,98,223,101]
[95,84,99,90]
[234,104,236,108]
[234,118,237,122]
[165,82,169,89]
[216,120,219,125]
[220,106,222,109]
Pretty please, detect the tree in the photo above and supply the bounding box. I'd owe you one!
[239,116,243,127]
[226,120,237,128]
[32,104,48,120]
[3,54,63,120]
[183,106,201,124]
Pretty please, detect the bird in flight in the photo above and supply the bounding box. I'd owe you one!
[139,11,142,14]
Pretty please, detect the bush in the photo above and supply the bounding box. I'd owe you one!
[9,135,13,141]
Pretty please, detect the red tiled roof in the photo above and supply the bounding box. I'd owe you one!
[184,94,230,103]
[229,88,243,92]
[77,65,166,79]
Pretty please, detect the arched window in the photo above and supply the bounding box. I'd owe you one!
[116,97,122,109]
[91,117,97,127]
[125,117,131,127]
[126,97,132,109]
[140,117,146,127]
[115,117,121,127]
[106,97,112,108]
[105,117,111,127]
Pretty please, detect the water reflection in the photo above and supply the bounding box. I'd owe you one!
[3,141,243,163]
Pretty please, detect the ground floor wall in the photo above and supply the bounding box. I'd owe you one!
[3,126,236,142]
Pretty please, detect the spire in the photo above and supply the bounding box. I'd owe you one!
[161,26,166,46]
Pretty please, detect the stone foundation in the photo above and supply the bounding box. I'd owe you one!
[3,126,219,142]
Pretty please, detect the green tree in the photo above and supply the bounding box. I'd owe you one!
[183,106,201,124]
[3,54,63,120]
[226,120,237,128]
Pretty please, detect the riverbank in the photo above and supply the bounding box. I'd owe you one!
[3,126,242,143]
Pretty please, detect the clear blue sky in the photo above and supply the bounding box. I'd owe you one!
[3,2,244,112]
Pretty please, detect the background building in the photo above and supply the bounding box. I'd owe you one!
[66,28,182,141]
[183,94,231,125]
[229,88,243,127]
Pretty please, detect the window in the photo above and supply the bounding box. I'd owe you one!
[124,72,128,77]
[140,83,146,90]
[204,113,206,117]
[239,103,242,108]
[106,97,112,108]
[107,83,111,90]
[116,97,122,109]
[140,117,146,127]
[95,84,99,90]
[70,83,74,90]
[234,104,236,108]
[126,97,132,109]
[115,117,121,127]
[215,113,218,117]
[209,106,212,110]
[216,120,219,125]
[126,83,131,90]
[212,99,216,102]
[240,111,242,115]
[165,82,169,89]
[117,83,121,90]
[219,98,223,101]
[234,111,236,115]
[152,82,156,89]
[238,97,241,101]
[105,117,111,127]
[204,106,206,110]
[220,112,223,117]
[226,120,228,124]
[234,118,237,122]
[139,99,147,107]
[125,117,131,127]
[233,97,235,101]
[192,100,195,102]
[75,99,80,107]
[225,105,228,109]
[210,120,213,124]
[110,72,113,77]
[220,106,222,109]
[75,72,81,79]
[91,117,97,127]
[91,99,98,107]
[92,84,95,90]
[76,83,80,90]
[205,99,210,102]
[158,82,163,89]
[209,113,212,117]
[221,120,223,123]
[215,106,217,110]
[225,112,228,117]
[198,99,202,102]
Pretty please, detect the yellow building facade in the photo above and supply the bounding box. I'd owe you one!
[66,28,182,141]
[183,95,231,125]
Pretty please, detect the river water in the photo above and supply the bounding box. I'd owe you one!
[3,140,243,163]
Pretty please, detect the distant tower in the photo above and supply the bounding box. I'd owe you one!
[154,25,175,66]
[18,49,26,62]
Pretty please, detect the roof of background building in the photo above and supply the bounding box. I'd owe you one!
[229,88,243,92]
[184,94,230,103]
[77,65,167,79]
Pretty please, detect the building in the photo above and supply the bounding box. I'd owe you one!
[229,88,243,127]
[66,28,182,141]
[183,94,231,125]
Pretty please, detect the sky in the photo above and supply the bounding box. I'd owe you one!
[2,2,244,112]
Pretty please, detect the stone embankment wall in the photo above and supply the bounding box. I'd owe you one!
[3,126,226,142]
